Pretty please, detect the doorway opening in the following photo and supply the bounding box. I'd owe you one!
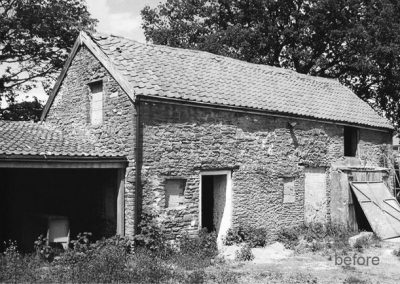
[200,171,232,246]
[351,190,372,231]
[344,126,359,157]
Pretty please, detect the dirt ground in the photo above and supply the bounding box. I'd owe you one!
[216,240,400,283]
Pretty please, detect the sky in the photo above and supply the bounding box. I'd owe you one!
[86,0,164,43]
[2,0,163,108]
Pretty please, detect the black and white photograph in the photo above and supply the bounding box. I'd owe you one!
[1,0,400,283]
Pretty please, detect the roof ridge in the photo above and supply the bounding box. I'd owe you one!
[88,31,340,85]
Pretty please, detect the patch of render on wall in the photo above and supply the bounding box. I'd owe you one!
[283,177,296,203]
[165,179,186,209]
[304,167,328,224]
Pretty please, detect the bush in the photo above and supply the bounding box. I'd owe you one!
[224,227,244,245]
[235,244,254,261]
[309,240,324,252]
[34,235,58,262]
[133,211,168,252]
[208,267,239,283]
[180,228,218,258]
[0,241,43,283]
[343,275,368,283]
[1,220,223,283]
[0,232,222,283]
[127,247,180,283]
[51,235,132,283]
[276,223,355,252]
[276,226,301,249]
[393,247,400,257]
[224,226,267,247]
[172,229,218,270]
[186,269,207,283]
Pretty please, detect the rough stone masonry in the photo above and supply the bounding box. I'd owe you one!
[45,45,393,240]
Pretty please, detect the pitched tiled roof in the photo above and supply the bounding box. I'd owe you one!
[85,32,392,130]
[0,121,121,158]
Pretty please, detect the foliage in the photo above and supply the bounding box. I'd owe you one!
[207,267,239,284]
[393,247,400,257]
[0,241,43,283]
[276,226,302,250]
[277,223,355,252]
[69,232,93,253]
[224,226,268,247]
[0,0,97,100]
[133,210,170,253]
[53,235,132,283]
[34,235,55,262]
[133,211,218,270]
[0,231,222,283]
[142,0,400,128]
[235,243,255,261]
[343,275,368,284]
[352,233,378,253]
[174,229,218,270]
[0,97,43,121]
[180,228,218,258]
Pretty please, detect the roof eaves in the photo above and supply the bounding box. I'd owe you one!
[138,94,394,131]
[0,154,127,161]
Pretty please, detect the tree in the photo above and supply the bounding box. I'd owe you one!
[142,0,400,128]
[0,97,43,121]
[0,0,97,102]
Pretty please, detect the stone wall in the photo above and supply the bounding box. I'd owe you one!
[45,46,136,236]
[358,128,392,167]
[138,101,392,238]
[44,45,393,240]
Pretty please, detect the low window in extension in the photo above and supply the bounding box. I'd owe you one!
[283,178,296,203]
[89,81,103,125]
[165,179,186,208]
[344,126,359,157]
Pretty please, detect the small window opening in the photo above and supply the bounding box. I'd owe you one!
[165,179,186,208]
[89,81,103,125]
[283,178,295,203]
[344,126,359,157]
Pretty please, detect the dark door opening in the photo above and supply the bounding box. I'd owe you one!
[351,190,372,232]
[201,176,214,232]
[344,126,359,157]
[201,174,227,233]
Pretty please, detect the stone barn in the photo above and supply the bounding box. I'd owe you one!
[1,31,398,250]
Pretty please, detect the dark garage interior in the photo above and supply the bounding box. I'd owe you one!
[0,168,119,252]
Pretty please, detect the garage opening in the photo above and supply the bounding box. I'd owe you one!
[0,168,122,252]
[200,171,232,247]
